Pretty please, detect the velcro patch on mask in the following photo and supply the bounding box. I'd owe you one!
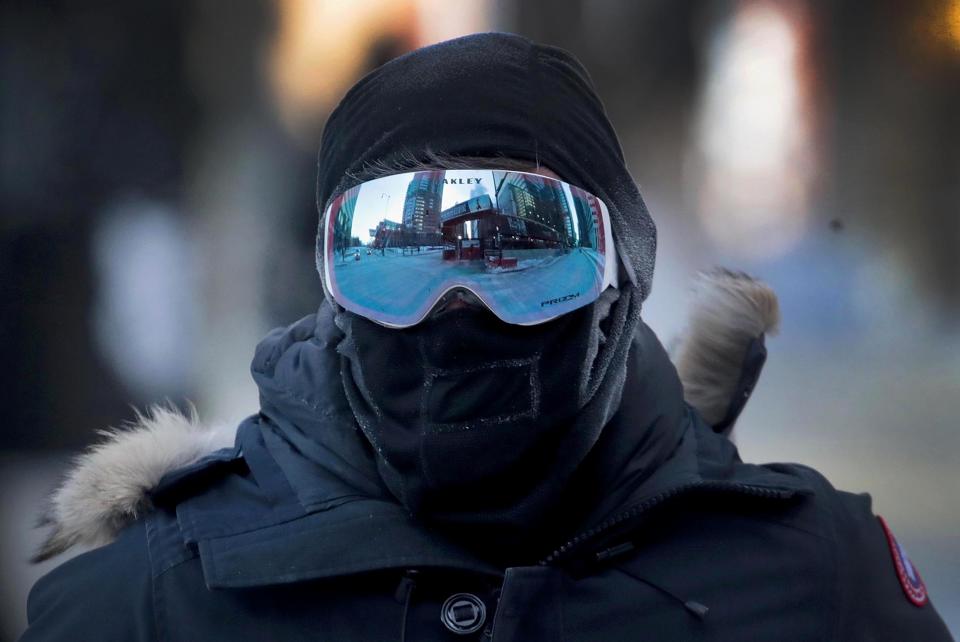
[877,516,928,607]
[423,358,539,431]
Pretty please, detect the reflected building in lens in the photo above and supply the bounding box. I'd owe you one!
[498,173,572,247]
[371,219,402,249]
[332,186,360,261]
[568,185,603,251]
[435,171,598,267]
[402,171,444,234]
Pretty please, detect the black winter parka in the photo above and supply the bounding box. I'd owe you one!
[21,311,953,641]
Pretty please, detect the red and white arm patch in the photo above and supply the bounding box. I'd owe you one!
[877,515,928,607]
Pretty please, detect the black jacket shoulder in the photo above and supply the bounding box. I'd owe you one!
[20,520,157,642]
[780,463,953,641]
[833,489,952,640]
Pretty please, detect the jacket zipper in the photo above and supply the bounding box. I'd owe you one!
[539,481,794,565]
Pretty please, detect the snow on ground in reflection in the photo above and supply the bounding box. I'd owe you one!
[332,248,604,323]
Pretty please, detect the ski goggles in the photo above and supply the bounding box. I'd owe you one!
[321,169,618,327]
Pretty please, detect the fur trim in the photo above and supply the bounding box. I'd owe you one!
[673,269,780,427]
[33,404,236,562]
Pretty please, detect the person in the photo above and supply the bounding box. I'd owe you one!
[20,33,952,641]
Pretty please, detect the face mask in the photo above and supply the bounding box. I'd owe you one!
[335,300,602,516]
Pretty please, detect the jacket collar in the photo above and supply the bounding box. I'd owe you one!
[539,418,814,568]
[177,418,502,588]
[179,414,809,589]
[177,307,809,589]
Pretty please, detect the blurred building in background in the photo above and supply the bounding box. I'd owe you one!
[1,0,957,638]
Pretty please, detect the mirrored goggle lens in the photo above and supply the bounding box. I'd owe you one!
[323,169,616,327]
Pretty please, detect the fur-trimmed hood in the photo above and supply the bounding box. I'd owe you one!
[34,270,778,562]
[33,406,236,562]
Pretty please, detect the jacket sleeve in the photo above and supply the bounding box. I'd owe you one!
[19,520,157,642]
[834,491,954,641]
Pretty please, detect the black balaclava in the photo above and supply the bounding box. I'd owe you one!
[314,33,659,556]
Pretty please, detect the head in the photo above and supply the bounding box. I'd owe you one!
[313,34,656,538]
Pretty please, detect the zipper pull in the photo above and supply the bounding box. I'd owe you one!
[684,601,710,619]
[595,541,635,562]
[393,569,419,603]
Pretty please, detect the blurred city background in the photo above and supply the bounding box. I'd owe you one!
[1,0,958,638]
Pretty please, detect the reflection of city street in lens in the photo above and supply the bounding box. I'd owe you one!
[329,169,609,322]
[357,170,604,263]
